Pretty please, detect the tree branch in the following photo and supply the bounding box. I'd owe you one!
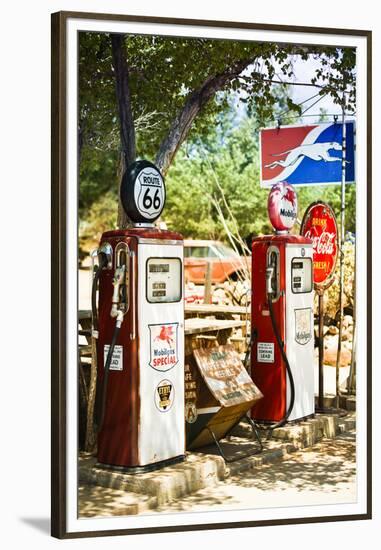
[111,34,136,165]
[155,57,256,175]
[111,33,136,228]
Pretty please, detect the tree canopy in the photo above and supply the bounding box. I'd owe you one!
[78,30,356,246]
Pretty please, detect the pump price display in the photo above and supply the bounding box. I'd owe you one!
[149,264,170,273]
[291,258,312,293]
[147,258,181,303]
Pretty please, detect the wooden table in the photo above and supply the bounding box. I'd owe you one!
[185,317,245,336]
[185,303,249,320]
[184,317,247,356]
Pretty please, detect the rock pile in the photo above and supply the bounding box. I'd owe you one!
[316,315,354,367]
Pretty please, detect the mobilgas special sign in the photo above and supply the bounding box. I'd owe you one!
[148,322,179,371]
[260,122,355,187]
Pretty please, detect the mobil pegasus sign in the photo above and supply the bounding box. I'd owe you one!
[260,122,355,188]
[267,182,298,232]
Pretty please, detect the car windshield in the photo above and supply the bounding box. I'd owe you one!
[184,243,239,259]
[184,246,210,258]
[213,244,239,258]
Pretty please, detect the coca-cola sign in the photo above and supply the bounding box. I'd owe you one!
[300,202,338,289]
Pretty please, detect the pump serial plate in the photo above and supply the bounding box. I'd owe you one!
[257,342,274,363]
[103,344,123,371]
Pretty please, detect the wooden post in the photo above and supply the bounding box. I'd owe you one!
[85,336,98,452]
[204,260,212,304]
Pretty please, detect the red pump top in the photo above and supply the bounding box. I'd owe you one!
[252,233,312,245]
[102,227,183,242]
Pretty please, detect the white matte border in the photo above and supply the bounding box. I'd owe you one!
[65,15,368,534]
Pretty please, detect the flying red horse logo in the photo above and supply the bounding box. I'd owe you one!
[155,325,174,347]
[282,188,296,208]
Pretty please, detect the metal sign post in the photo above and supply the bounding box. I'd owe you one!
[335,105,347,406]
[300,201,338,412]
[317,290,325,409]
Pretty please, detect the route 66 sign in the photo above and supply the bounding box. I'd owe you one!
[120,159,166,223]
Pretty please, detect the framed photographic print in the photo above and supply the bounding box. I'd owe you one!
[51,10,372,539]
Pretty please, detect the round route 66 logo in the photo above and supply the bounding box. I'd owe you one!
[120,160,166,223]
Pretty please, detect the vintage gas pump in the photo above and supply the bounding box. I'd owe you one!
[251,182,315,426]
[92,160,185,472]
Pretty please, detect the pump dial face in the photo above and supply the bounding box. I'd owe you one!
[146,258,181,303]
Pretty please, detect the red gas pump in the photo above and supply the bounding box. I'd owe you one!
[92,161,185,472]
[251,183,315,426]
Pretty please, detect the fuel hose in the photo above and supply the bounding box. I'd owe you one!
[263,293,296,431]
[97,316,123,432]
[90,251,123,432]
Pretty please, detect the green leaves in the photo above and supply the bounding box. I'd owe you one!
[78,31,356,235]
[164,112,271,240]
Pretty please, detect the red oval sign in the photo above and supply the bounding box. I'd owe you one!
[267,182,298,232]
[300,201,338,289]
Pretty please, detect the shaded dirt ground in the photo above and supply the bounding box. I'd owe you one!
[78,485,154,517]
[78,432,356,517]
[153,432,356,512]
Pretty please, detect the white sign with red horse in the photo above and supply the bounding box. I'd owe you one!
[149,323,179,371]
[267,182,298,232]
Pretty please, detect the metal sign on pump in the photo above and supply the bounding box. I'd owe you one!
[250,182,315,426]
[92,160,185,472]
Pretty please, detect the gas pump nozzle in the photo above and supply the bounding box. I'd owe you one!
[91,244,113,339]
[266,266,274,297]
[111,265,126,318]
[115,308,124,328]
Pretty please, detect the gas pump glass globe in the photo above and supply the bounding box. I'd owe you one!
[267,182,298,233]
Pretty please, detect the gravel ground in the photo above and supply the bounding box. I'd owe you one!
[152,432,356,513]
[79,431,356,517]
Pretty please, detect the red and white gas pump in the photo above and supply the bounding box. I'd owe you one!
[251,182,315,426]
[92,160,185,471]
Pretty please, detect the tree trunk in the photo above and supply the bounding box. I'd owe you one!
[155,57,255,175]
[111,33,136,229]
